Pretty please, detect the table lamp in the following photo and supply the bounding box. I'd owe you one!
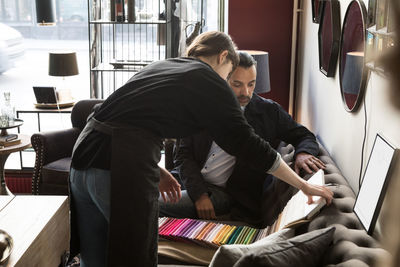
[35,0,56,26]
[342,51,363,93]
[49,52,79,103]
[243,50,271,94]
[341,51,364,110]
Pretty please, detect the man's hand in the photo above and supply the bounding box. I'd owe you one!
[294,152,326,174]
[159,167,182,203]
[195,194,217,220]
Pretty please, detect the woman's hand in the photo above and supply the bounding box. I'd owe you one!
[271,158,333,205]
[195,193,217,220]
[159,167,182,203]
[300,182,334,205]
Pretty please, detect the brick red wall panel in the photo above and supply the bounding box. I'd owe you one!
[228,0,294,111]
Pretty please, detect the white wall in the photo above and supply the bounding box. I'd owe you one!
[296,0,400,193]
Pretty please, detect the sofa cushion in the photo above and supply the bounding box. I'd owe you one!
[232,226,335,267]
[209,228,294,267]
[158,239,216,266]
[41,157,71,184]
[39,157,71,195]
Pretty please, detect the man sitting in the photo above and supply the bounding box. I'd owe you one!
[159,51,325,226]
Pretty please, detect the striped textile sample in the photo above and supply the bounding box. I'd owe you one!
[158,217,273,248]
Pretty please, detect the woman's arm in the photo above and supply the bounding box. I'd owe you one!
[270,158,333,204]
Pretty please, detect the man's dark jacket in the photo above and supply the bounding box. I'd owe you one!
[173,94,319,228]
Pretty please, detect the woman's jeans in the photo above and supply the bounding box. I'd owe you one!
[69,167,111,267]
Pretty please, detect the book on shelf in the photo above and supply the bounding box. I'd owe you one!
[127,0,136,22]
[115,0,124,22]
[0,134,18,143]
[110,0,115,21]
[0,138,21,147]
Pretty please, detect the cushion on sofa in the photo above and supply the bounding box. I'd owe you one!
[232,226,335,267]
[158,239,216,266]
[209,228,295,267]
[41,157,71,184]
[40,157,71,195]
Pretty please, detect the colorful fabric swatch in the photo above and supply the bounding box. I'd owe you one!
[158,217,270,248]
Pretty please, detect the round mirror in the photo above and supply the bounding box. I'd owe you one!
[339,0,369,112]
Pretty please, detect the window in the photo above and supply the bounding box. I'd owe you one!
[0,0,90,169]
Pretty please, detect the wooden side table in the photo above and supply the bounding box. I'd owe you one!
[0,135,31,195]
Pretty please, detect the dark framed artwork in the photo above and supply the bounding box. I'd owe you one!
[339,0,369,112]
[318,0,341,77]
[311,0,323,23]
[354,134,398,235]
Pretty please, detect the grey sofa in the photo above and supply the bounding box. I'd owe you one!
[280,143,389,267]
[159,142,389,266]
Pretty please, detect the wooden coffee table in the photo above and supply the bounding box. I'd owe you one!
[0,195,69,266]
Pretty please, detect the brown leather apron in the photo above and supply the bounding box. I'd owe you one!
[70,118,163,267]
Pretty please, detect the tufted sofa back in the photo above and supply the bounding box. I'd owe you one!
[279,143,389,267]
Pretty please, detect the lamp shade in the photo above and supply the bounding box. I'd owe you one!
[342,51,364,94]
[245,50,271,94]
[35,0,56,25]
[341,51,364,110]
[49,52,79,77]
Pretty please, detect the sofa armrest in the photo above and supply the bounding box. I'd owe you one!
[31,128,81,195]
[31,127,81,165]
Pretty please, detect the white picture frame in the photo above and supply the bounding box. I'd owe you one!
[354,134,398,235]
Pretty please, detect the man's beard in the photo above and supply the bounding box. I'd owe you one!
[237,95,251,106]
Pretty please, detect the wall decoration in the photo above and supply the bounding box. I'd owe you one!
[354,134,398,235]
[311,0,323,23]
[339,0,368,112]
[318,0,341,77]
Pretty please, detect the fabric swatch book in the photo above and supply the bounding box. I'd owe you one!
[273,169,326,230]
[158,218,274,249]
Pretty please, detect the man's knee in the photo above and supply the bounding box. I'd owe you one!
[158,191,197,218]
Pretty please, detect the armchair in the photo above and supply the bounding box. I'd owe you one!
[31,99,104,195]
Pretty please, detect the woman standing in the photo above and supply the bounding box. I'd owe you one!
[69,31,333,267]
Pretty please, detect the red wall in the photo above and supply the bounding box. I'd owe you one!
[228,0,294,111]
